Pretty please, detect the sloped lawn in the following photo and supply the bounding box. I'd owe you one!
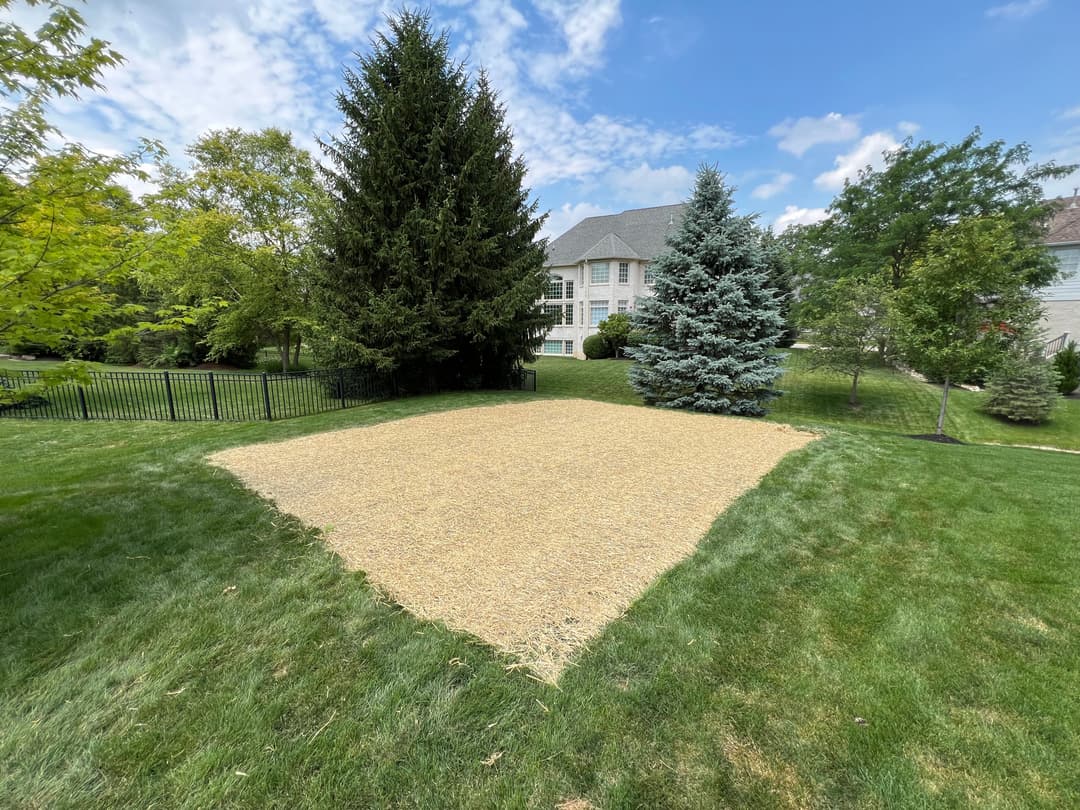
[531,352,1080,450]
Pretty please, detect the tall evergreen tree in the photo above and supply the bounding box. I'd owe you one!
[626,166,785,415]
[313,11,549,390]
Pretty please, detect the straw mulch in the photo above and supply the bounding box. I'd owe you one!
[209,399,817,680]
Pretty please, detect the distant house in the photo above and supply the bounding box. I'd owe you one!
[539,204,685,358]
[537,196,1080,359]
[1039,194,1080,347]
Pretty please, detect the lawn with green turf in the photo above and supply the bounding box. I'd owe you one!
[3,376,1078,807]
[530,352,1080,450]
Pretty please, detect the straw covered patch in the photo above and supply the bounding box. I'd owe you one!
[209,399,817,680]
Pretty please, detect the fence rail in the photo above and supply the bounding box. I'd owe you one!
[1044,332,1070,358]
[1,364,538,422]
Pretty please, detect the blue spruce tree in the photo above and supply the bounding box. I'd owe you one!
[626,166,785,415]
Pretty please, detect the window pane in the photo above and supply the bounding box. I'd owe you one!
[543,303,562,324]
[564,341,573,355]
[543,340,561,354]
[617,299,628,313]
[643,266,655,285]
[564,303,574,325]
[544,279,563,300]
[590,262,609,284]
[590,301,609,326]
[618,262,629,284]
[565,280,574,298]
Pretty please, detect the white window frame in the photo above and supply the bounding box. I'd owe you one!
[542,303,563,325]
[617,299,628,314]
[563,340,573,355]
[565,280,574,299]
[564,303,574,325]
[643,265,655,285]
[590,262,609,284]
[542,339,562,355]
[589,300,609,327]
[544,279,563,300]
[618,262,629,284]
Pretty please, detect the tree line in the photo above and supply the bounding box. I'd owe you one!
[4,1,1076,429]
[2,5,548,391]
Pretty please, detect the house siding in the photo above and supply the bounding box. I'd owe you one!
[539,260,652,358]
[1040,244,1080,302]
[1038,244,1080,342]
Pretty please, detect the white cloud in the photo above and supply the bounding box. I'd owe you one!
[768,112,860,157]
[751,172,795,200]
[1062,106,1080,120]
[815,132,901,190]
[513,112,737,187]
[607,163,692,206]
[986,0,1048,20]
[28,0,737,213]
[773,205,828,232]
[540,201,611,241]
[529,0,622,88]
[897,120,921,136]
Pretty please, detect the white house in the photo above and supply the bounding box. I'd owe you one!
[538,204,685,358]
[537,197,1080,359]
[1039,194,1080,346]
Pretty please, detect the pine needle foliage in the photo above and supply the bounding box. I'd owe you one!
[626,166,785,415]
[1052,341,1079,395]
[312,11,550,391]
[984,341,1062,424]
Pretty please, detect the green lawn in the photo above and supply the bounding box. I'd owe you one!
[530,352,1080,450]
[2,365,1079,807]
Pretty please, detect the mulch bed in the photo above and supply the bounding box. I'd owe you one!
[907,434,965,444]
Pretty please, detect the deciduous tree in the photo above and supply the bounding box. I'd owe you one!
[796,129,1071,292]
[802,275,889,406]
[1,0,156,349]
[890,215,1044,436]
[146,128,325,372]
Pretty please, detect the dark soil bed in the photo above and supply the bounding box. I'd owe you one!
[908,433,965,445]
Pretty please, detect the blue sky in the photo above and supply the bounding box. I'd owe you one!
[14,0,1080,239]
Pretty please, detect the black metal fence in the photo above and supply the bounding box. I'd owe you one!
[0,367,394,422]
[518,367,537,392]
[0,365,537,422]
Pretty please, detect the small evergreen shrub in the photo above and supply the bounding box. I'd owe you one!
[984,347,1061,424]
[582,334,611,359]
[1052,341,1079,395]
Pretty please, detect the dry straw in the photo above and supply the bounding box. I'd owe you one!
[209,399,816,681]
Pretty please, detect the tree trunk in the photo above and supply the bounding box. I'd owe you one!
[280,324,291,374]
[293,331,302,368]
[936,376,950,435]
[848,369,860,406]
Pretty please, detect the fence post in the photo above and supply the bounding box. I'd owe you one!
[208,372,219,421]
[338,368,346,408]
[163,370,176,421]
[76,385,89,420]
[261,372,272,421]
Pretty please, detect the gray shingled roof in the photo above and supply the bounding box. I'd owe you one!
[578,232,640,262]
[1046,195,1080,245]
[545,203,686,266]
